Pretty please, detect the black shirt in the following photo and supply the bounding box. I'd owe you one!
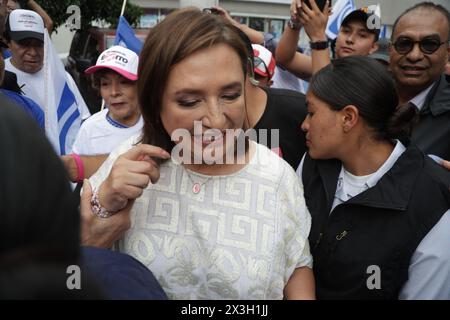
[253,87,307,169]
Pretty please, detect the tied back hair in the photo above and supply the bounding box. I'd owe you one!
[310,56,418,141]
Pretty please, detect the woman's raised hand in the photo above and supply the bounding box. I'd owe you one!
[98,144,170,213]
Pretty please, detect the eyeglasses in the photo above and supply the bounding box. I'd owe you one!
[392,37,447,55]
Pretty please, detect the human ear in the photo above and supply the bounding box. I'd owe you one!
[369,41,379,55]
[341,105,359,133]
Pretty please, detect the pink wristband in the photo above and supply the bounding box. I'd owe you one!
[70,153,84,182]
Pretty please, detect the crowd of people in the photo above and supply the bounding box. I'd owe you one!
[0,0,449,300]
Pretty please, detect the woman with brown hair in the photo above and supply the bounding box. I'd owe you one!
[88,8,315,300]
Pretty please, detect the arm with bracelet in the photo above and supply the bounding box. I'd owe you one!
[61,154,109,182]
[275,1,313,79]
[276,0,332,79]
[93,144,170,217]
[80,179,133,248]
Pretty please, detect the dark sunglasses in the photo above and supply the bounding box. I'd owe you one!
[392,36,447,55]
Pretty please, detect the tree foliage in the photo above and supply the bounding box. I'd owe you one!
[36,0,144,31]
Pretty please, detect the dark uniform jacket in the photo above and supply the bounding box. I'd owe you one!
[412,75,450,160]
[302,144,450,299]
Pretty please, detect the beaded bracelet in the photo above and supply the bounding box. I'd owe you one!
[90,189,117,218]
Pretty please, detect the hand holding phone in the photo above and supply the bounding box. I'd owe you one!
[298,0,331,41]
[203,7,221,15]
[303,0,330,12]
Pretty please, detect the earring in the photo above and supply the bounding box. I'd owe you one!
[247,56,260,86]
[250,77,260,86]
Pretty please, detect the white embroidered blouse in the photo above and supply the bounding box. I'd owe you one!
[89,135,312,299]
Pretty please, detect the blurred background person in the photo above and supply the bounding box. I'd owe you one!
[0,96,166,299]
[251,44,276,87]
[3,9,90,155]
[389,2,450,160]
[72,46,143,156]
[276,1,380,80]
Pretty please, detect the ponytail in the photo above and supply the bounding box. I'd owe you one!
[384,103,418,140]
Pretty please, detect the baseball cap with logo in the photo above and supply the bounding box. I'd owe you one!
[341,7,381,41]
[252,44,276,80]
[5,9,45,42]
[85,45,139,81]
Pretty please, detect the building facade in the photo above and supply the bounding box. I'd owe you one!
[131,0,291,40]
[130,0,450,41]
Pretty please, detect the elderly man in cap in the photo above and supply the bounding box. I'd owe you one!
[0,1,43,128]
[3,9,89,154]
[390,2,450,161]
[276,1,381,79]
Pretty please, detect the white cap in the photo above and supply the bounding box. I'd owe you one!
[85,45,139,81]
[7,9,45,42]
[252,44,276,79]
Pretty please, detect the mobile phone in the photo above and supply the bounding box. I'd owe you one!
[203,7,221,15]
[303,0,330,12]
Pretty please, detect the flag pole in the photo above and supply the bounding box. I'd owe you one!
[102,0,128,111]
[120,0,128,17]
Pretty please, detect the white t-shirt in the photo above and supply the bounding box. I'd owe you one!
[409,83,434,111]
[72,108,143,155]
[4,58,90,120]
[271,66,309,94]
[90,137,312,299]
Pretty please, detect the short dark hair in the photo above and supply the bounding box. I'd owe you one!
[0,98,80,264]
[310,56,417,141]
[391,2,450,41]
[91,69,136,90]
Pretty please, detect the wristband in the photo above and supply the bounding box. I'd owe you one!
[70,153,84,182]
[309,40,329,50]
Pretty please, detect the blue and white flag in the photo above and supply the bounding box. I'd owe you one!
[114,16,143,54]
[326,0,356,39]
[44,29,90,155]
[379,24,388,39]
